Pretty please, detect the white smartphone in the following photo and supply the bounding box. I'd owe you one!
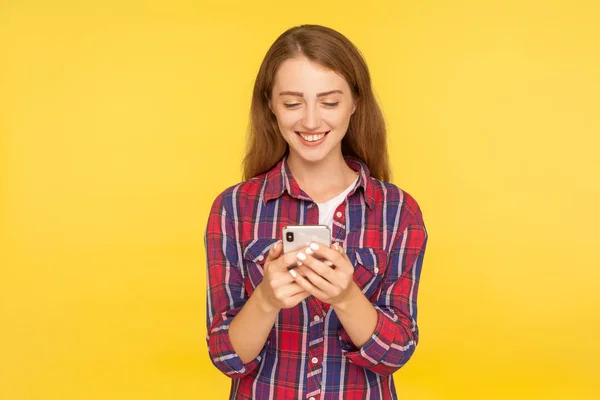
[282,225,331,254]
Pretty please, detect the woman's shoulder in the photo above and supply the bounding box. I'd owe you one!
[368,176,424,222]
[208,174,269,212]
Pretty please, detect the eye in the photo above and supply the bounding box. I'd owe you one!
[283,103,301,109]
[323,102,339,108]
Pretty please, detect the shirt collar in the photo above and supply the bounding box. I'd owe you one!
[263,155,375,210]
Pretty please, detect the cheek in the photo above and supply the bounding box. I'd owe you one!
[324,109,353,128]
[274,112,298,131]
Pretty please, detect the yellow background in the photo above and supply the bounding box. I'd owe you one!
[1,1,599,399]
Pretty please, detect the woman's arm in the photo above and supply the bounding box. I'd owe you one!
[228,283,280,363]
[290,213,428,376]
[230,241,312,363]
[205,191,267,377]
[206,192,311,372]
[330,282,378,348]
[339,221,428,375]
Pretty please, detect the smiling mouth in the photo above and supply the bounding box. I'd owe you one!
[296,131,330,142]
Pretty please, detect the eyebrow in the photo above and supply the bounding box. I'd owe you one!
[278,90,344,97]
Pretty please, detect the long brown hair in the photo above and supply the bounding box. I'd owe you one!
[242,24,390,182]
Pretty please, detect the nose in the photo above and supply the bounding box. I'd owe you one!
[301,104,320,131]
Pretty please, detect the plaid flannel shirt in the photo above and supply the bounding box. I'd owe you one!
[205,156,428,400]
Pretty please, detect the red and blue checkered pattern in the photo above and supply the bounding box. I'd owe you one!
[205,156,428,400]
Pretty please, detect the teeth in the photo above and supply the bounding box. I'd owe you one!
[299,132,326,142]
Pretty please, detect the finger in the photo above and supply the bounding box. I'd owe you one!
[296,264,336,293]
[270,270,296,286]
[279,248,311,270]
[333,242,351,264]
[306,242,339,267]
[278,282,307,297]
[334,243,354,271]
[317,243,351,274]
[289,268,327,299]
[305,242,345,268]
[267,247,304,271]
[286,290,311,306]
[292,261,309,278]
[297,250,337,282]
[265,240,283,264]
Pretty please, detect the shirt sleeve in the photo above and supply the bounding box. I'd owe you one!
[205,191,265,378]
[339,211,428,376]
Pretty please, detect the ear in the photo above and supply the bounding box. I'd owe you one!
[268,99,275,114]
[351,101,357,115]
[265,91,275,114]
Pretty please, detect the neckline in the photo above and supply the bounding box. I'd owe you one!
[316,175,359,206]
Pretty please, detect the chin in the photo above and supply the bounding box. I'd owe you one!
[289,147,335,164]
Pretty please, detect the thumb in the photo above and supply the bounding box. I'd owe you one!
[265,240,283,264]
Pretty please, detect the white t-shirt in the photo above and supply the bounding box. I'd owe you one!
[316,176,359,231]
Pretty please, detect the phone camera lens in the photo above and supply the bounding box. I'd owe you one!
[286,232,294,242]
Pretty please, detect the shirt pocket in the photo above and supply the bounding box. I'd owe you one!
[348,247,387,300]
[242,238,279,291]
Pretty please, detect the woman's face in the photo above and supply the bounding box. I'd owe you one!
[269,56,356,165]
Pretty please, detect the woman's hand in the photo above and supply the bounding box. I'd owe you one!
[256,241,311,313]
[289,242,359,307]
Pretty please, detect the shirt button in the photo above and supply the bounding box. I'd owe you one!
[309,397,316,400]
[313,315,320,322]
[311,357,319,364]
[373,267,379,274]
[335,211,343,218]
[257,255,264,262]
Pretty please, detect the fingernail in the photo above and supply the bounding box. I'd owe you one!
[274,241,280,250]
[289,269,297,278]
[297,252,306,261]
[305,248,313,255]
[324,260,333,267]
[333,243,340,251]
[296,260,303,266]
[310,242,320,251]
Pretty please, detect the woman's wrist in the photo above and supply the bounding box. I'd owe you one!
[254,282,281,315]
[331,281,363,313]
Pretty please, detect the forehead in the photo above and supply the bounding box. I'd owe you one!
[273,56,350,94]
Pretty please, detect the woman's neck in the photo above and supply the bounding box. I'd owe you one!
[287,151,358,203]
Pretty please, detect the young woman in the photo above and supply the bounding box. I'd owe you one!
[205,24,428,400]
